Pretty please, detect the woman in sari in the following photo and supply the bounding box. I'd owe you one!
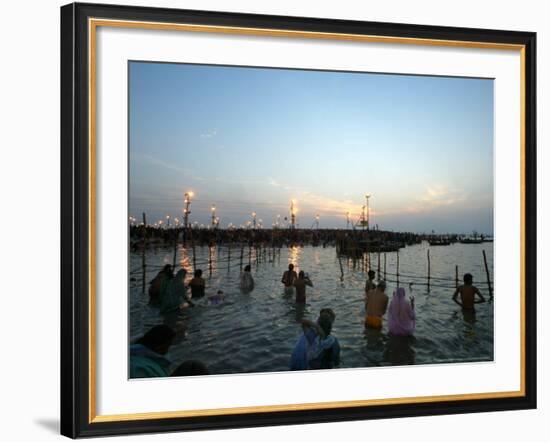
[388,287,416,336]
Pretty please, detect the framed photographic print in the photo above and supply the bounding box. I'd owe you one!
[60,2,537,438]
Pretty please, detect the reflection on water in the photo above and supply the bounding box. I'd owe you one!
[130,242,493,375]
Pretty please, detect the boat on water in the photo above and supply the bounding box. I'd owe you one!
[429,239,452,246]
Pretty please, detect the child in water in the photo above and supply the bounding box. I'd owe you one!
[290,308,341,370]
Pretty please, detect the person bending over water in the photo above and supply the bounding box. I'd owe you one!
[130,324,175,378]
[290,308,340,370]
[281,263,298,295]
[388,287,415,336]
[293,271,313,304]
[365,280,389,330]
[365,270,376,294]
[188,269,205,299]
[240,264,255,293]
[148,264,173,305]
[453,273,486,311]
[160,269,187,314]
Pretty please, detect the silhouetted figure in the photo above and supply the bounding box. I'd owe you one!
[172,360,210,377]
[130,325,175,378]
[281,263,298,295]
[189,269,205,299]
[149,264,173,305]
[293,270,313,304]
[453,273,486,311]
[240,264,255,293]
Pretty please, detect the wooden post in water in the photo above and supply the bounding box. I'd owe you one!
[208,246,213,277]
[172,229,178,271]
[482,250,493,299]
[377,251,381,279]
[248,244,252,267]
[239,246,244,271]
[383,252,387,280]
[396,250,400,286]
[338,255,344,281]
[455,265,459,289]
[192,241,197,272]
[141,212,147,294]
[227,244,231,272]
[427,249,431,292]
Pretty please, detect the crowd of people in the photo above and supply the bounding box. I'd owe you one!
[131,262,487,377]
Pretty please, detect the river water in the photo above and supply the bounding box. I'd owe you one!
[129,241,493,375]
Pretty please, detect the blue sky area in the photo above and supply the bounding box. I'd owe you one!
[129,61,494,234]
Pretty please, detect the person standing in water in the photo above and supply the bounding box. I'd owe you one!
[293,270,313,304]
[388,287,416,336]
[365,270,376,294]
[239,264,255,293]
[188,269,205,299]
[453,273,486,311]
[365,280,389,330]
[281,263,298,295]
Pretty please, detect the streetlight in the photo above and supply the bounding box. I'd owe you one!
[365,194,371,231]
[290,200,297,229]
[211,205,217,228]
[183,191,194,228]
[346,211,350,229]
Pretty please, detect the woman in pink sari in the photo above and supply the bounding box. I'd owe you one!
[388,287,416,336]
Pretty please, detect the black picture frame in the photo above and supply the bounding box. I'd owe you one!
[61,2,537,438]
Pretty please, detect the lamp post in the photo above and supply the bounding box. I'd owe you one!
[290,200,297,229]
[183,191,193,229]
[211,205,217,228]
[252,212,257,229]
[346,211,350,229]
[365,194,371,231]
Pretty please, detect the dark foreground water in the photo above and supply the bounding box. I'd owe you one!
[129,241,493,375]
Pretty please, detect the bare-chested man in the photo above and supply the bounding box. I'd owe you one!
[281,263,298,296]
[453,273,486,310]
[365,280,389,330]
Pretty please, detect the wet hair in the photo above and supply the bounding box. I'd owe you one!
[171,360,210,377]
[368,270,376,279]
[163,264,172,273]
[244,264,251,272]
[136,325,175,354]
[377,280,387,290]
[298,270,305,278]
[464,273,473,284]
[319,308,336,323]
[318,315,333,336]
[288,263,294,270]
[194,269,203,278]
[217,290,224,295]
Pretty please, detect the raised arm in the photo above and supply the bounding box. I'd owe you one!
[301,319,324,338]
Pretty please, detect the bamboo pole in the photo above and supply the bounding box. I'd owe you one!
[427,249,431,292]
[141,212,147,294]
[455,265,459,289]
[192,241,197,272]
[338,255,344,281]
[396,250,400,286]
[482,250,493,299]
[227,244,231,272]
[384,252,387,280]
[240,246,244,270]
[208,246,213,277]
[377,251,381,279]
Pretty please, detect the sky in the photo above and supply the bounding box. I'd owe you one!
[129,61,494,234]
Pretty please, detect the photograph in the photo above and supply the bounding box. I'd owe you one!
[128,61,495,378]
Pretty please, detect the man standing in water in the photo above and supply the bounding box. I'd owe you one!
[365,280,389,330]
[281,263,298,295]
[293,270,313,303]
[453,273,486,310]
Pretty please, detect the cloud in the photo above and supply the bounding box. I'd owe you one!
[200,128,218,139]
[132,152,205,181]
